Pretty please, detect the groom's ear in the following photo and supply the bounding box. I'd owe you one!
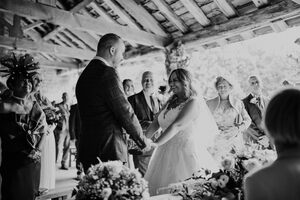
[109,46,116,56]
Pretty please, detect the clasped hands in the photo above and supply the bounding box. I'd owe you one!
[142,138,157,153]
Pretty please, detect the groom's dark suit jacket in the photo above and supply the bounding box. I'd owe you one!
[76,59,146,170]
[243,94,267,138]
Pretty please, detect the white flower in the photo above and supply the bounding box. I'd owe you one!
[101,188,112,198]
[250,97,258,104]
[243,158,261,172]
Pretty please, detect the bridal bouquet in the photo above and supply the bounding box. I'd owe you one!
[74,160,149,200]
[43,107,61,125]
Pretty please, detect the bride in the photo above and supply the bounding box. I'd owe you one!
[144,68,219,196]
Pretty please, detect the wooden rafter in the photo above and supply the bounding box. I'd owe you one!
[102,0,140,30]
[0,35,95,60]
[179,0,210,26]
[152,0,189,33]
[213,0,238,18]
[38,59,79,69]
[23,20,44,32]
[0,0,170,47]
[182,0,300,48]
[270,20,288,32]
[251,0,269,8]
[88,2,137,47]
[90,2,115,23]
[292,0,300,4]
[71,0,94,13]
[114,0,168,37]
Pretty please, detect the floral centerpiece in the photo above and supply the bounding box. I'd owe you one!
[169,144,276,200]
[73,160,149,200]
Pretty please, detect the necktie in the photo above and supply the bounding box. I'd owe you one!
[150,95,157,114]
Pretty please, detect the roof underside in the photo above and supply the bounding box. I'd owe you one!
[0,0,300,69]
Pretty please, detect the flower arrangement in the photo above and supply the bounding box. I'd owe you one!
[73,160,149,200]
[170,144,276,200]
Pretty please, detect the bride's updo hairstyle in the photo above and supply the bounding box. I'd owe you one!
[168,68,197,98]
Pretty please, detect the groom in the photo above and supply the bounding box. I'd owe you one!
[76,33,152,172]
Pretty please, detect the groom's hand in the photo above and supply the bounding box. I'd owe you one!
[142,138,156,153]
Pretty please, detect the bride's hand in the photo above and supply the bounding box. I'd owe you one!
[142,139,157,153]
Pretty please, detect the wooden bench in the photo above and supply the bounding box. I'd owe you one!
[36,186,74,200]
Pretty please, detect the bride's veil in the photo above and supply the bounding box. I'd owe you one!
[193,95,219,149]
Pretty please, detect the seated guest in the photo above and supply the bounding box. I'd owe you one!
[123,79,135,97]
[244,88,300,200]
[0,54,47,200]
[243,75,269,145]
[128,71,161,176]
[207,76,251,157]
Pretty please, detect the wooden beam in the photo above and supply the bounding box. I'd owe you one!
[23,20,44,32]
[252,0,269,8]
[0,0,169,47]
[102,0,140,30]
[71,0,94,13]
[89,2,137,47]
[292,0,300,4]
[240,31,255,40]
[0,35,95,60]
[90,2,115,23]
[214,0,238,18]
[114,0,168,37]
[179,0,210,26]
[68,29,97,50]
[38,59,80,69]
[270,20,288,32]
[180,0,300,48]
[152,0,188,33]
[10,15,22,38]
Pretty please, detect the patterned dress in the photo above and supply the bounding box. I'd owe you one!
[0,98,47,200]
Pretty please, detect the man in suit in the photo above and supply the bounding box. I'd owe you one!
[128,71,161,175]
[69,103,83,179]
[76,33,152,172]
[243,75,268,144]
[55,92,71,170]
[122,79,135,97]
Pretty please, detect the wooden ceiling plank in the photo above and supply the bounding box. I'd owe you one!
[292,0,300,4]
[152,0,189,33]
[251,0,269,8]
[0,35,95,60]
[179,0,210,26]
[102,0,140,30]
[71,0,94,13]
[270,20,288,32]
[61,29,87,49]
[89,2,137,47]
[42,0,94,41]
[180,0,300,47]
[214,0,238,18]
[23,20,44,32]
[114,0,168,37]
[90,2,115,23]
[0,0,169,47]
[38,59,79,69]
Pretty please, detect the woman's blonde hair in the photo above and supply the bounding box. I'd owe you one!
[265,88,300,146]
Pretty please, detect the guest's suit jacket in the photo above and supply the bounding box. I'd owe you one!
[244,147,300,200]
[243,94,267,137]
[128,91,161,132]
[76,59,146,170]
[128,91,161,175]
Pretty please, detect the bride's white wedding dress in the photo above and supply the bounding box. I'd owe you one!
[144,97,219,196]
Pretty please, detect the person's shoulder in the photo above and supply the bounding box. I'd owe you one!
[245,162,275,183]
[242,94,251,102]
[206,96,218,105]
